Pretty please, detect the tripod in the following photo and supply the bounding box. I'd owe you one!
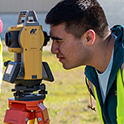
[4,84,50,124]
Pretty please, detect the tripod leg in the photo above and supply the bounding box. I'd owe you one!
[36,103,50,124]
[28,119,35,124]
[36,109,44,124]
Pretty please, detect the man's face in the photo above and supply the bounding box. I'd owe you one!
[50,23,88,69]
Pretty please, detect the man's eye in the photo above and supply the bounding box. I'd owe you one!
[52,39,63,43]
[56,40,63,43]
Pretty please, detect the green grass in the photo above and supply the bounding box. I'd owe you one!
[0,49,101,124]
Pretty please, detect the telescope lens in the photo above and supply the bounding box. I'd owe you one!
[5,32,12,47]
[5,31,21,48]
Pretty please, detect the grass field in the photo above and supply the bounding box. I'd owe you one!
[0,43,101,124]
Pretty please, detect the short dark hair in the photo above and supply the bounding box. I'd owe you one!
[45,0,109,38]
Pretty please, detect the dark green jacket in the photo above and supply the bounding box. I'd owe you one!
[85,25,124,123]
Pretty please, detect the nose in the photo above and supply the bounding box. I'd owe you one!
[51,40,59,54]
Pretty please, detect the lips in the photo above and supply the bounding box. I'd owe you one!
[59,57,65,62]
[56,55,65,62]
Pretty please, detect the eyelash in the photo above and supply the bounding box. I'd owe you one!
[53,40,62,43]
[56,40,61,43]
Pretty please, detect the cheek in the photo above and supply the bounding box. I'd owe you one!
[64,44,81,59]
[69,43,86,62]
[60,38,84,60]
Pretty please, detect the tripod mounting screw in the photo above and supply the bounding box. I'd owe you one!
[31,110,34,112]
[25,118,29,122]
[38,117,42,121]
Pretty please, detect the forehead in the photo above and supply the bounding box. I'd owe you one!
[50,23,67,36]
[50,23,80,42]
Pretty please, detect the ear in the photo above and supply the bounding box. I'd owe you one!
[85,29,96,45]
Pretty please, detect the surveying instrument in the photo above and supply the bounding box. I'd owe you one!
[3,10,54,124]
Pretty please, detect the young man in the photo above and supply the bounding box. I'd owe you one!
[45,0,124,123]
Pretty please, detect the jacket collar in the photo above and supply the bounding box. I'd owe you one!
[106,25,124,96]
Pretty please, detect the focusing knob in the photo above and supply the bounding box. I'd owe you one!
[43,31,50,46]
[4,60,11,67]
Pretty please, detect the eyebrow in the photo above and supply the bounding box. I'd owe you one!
[50,36,63,41]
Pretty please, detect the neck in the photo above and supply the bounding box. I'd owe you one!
[89,33,115,73]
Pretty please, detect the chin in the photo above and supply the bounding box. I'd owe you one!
[63,64,77,70]
[63,65,72,70]
[63,63,83,70]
